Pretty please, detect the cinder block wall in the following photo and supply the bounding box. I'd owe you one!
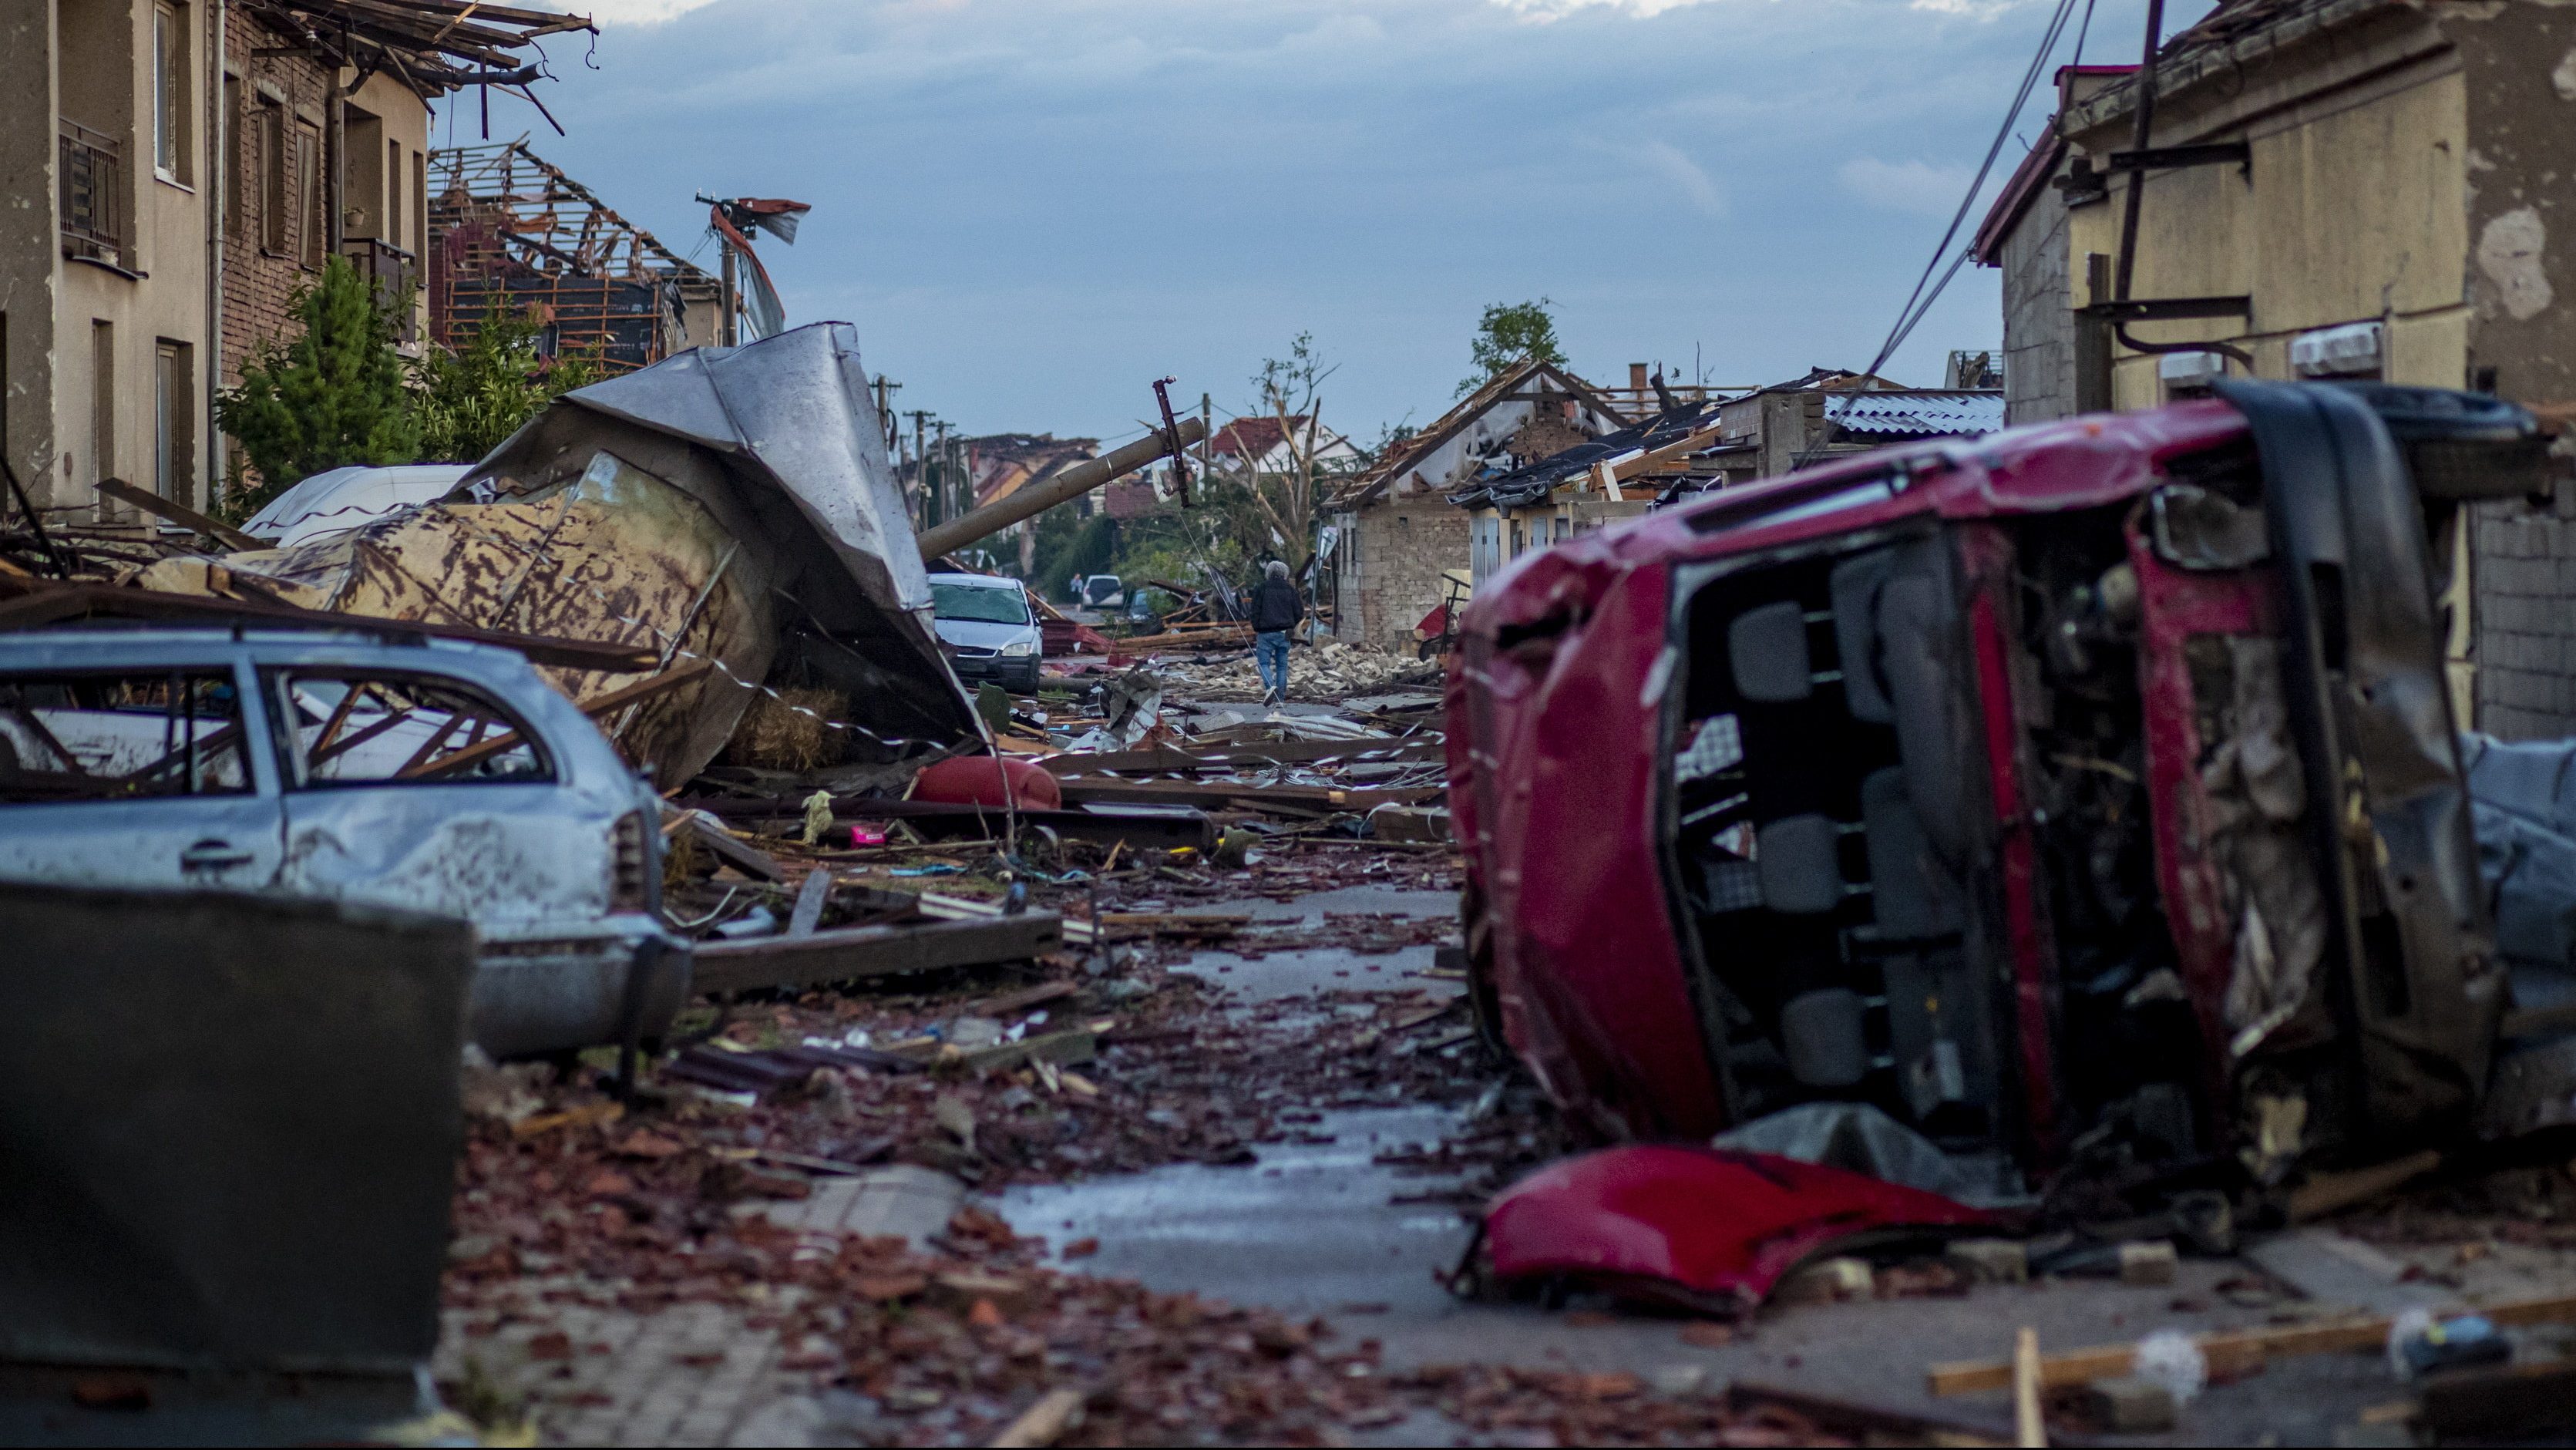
[2475,496,2576,738]
[1349,503,1469,652]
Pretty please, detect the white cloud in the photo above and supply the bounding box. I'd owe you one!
[573,0,725,27]
[1488,0,1720,19]
[1837,156,1976,217]
[1639,140,1725,217]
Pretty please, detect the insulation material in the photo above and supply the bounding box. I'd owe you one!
[136,456,771,786]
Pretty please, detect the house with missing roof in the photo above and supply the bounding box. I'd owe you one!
[1323,358,1630,649]
[1448,368,2006,589]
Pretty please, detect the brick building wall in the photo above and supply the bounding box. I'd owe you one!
[218,7,333,394]
[1339,501,1468,652]
[2474,495,2576,739]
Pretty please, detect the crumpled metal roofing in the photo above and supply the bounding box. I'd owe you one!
[1824,391,2004,437]
[1451,400,1723,512]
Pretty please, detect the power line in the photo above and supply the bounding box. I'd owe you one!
[2071,0,2102,69]
[1861,0,2084,384]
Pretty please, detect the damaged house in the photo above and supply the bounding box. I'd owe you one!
[1673,368,2005,492]
[2,0,583,520]
[429,139,725,374]
[1971,0,2576,736]
[1325,358,1628,649]
[1451,372,2003,590]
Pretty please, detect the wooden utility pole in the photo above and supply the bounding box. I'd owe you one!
[933,422,956,530]
[872,376,901,453]
[917,418,1208,562]
[905,410,933,527]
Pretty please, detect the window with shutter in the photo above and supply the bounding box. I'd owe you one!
[295,121,321,268]
[259,103,287,254]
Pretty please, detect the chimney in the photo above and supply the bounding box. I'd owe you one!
[1629,363,1649,393]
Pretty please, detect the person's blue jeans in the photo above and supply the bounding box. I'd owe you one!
[1256,631,1290,697]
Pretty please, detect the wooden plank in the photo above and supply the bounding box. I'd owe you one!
[691,914,1064,995]
[787,867,832,937]
[1040,737,1444,775]
[1927,1292,2576,1398]
[674,812,787,883]
[95,478,270,551]
[2288,1149,2441,1222]
[1054,776,1443,812]
[2012,1327,2043,1448]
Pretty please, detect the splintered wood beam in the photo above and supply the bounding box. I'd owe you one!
[94,479,268,552]
[691,915,1063,995]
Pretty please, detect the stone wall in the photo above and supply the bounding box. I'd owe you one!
[1340,500,1468,652]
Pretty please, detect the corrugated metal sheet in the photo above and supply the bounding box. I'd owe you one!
[1824,391,2005,436]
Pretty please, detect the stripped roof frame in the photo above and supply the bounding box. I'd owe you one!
[432,139,718,290]
[240,0,595,96]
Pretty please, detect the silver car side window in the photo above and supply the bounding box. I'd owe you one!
[269,671,553,788]
[0,669,253,802]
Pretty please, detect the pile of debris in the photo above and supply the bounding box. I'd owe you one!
[1113,640,1444,704]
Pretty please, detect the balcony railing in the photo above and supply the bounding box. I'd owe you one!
[59,118,122,267]
[340,237,419,345]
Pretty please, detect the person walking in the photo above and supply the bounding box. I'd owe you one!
[1249,559,1304,707]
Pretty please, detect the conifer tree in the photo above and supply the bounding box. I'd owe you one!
[216,255,421,520]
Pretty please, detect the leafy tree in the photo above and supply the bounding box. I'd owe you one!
[412,305,603,464]
[1458,298,1565,396]
[215,255,420,520]
[1216,331,1340,567]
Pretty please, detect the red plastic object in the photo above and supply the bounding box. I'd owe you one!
[912,755,1063,812]
[849,826,887,848]
[1481,1146,1989,1314]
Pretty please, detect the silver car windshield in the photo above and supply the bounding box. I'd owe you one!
[932,583,1031,626]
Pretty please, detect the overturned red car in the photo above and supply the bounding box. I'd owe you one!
[1449,381,2561,1196]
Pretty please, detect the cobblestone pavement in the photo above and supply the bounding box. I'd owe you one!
[438,1287,811,1446]
[437,1169,964,1445]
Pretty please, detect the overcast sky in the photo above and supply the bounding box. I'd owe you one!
[440,0,2214,447]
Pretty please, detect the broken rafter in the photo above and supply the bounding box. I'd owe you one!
[432,140,714,284]
[241,0,593,92]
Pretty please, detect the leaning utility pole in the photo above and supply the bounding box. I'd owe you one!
[917,417,1209,562]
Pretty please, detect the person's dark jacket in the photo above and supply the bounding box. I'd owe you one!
[1251,575,1305,634]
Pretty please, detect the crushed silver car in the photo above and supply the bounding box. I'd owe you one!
[0,627,688,1058]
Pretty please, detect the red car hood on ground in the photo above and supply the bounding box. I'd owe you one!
[1481,1146,1991,1314]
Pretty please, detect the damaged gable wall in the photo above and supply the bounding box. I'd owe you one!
[2006,0,2576,737]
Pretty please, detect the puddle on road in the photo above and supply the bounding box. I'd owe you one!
[997,1102,1474,1320]
[1172,943,1441,1002]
